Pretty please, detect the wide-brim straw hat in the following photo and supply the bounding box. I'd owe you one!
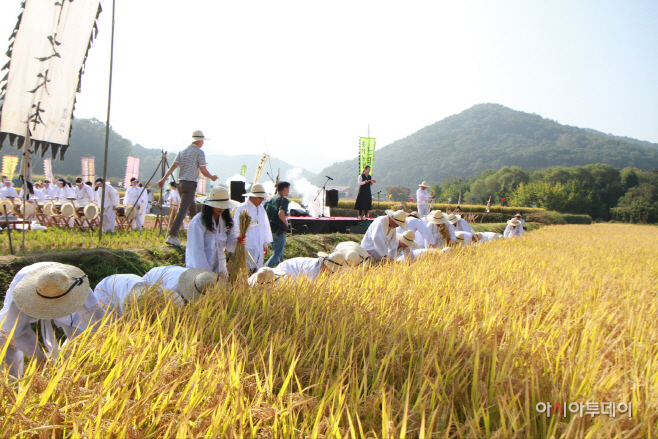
[244,183,268,198]
[317,251,346,273]
[418,181,429,187]
[60,202,76,218]
[13,264,90,319]
[203,187,241,209]
[507,218,522,226]
[385,209,408,231]
[84,203,99,219]
[409,211,420,219]
[455,233,467,244]
[254,267,277,285]
[447,214,460,224]
[427,210,448,224]
[397,230,419,249]
[334,241,372,266]
[178,269,218,303]
[192,130,210,141]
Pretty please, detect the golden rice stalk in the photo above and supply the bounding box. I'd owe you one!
[439,223,450,245]
[228,210,252,285]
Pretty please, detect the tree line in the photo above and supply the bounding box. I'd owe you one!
[387,164,658,223]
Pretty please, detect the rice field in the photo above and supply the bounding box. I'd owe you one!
[1,223,657,438]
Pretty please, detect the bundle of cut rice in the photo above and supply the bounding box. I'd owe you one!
[228,210,252,285]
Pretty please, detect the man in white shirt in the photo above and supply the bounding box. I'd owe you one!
[41,180,55,198]
[271,251,346,281]
[95,178,120,233]
[233,183,273,271]
[398,212,434,249]
[74,177,95,205]
[504,218,524,238]
[0,179,17,199]
[1,262,106,378]
[123,178,148,230]
[416,181,434,217]
[361,210,409,261]
[448,214,476,235]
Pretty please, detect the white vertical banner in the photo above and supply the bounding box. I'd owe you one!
[43,158,54,182]
[81,157,95,182]
[0,0,101,159]
[252,153,269,184]
[124,156,140,188]
[197,177,208,195]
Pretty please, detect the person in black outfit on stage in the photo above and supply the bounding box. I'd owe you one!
[354,165,376,220]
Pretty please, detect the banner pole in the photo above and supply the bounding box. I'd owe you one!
[99,0,117,241]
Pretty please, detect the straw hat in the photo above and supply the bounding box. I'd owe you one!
[244,183,268,198]
[317,251,346,273]
[427,210,448,224]
[455,233,467,244]
[397,230,419,249]
[385,210,409,230]
[60,202,76,218]
[178,269,218,303]
[192,130,210,141]
[408,211,420,219]
[84,203,99,219]
[418,181,429,187]
[253,267,277,285]
[13,264,90,319]
[341,251,363,267]
[447,214,461,224]
[334,241,372,266]
[507,218,522,226]
[202,186,241,209]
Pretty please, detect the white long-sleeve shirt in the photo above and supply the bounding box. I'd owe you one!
[1,262,106,378]
[416,188,432,216]
[42,185,55,197]
[425,221,456,247]
[478,232,500,243]
[95,183,120,208]
[18,188,46,202]
[455,231,473,245]
[57,185,75,203]
[234,199,273,269]
[75,184,95,205]
[361,215,397,260]
[185,212,238,274]
[0,185,18,199]
[272,257,323,281]
[168,189,181,206]
[94,274,144,316]
[141,266,188,306]
[124,185,148,208]
[453,218,475,234]
[504,224,524,238]
[398,217,434,249]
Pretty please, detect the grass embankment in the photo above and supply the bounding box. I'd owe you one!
[1,224,655,437]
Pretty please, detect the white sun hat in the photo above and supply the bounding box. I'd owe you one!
[178,269,218,303]
[447,214,461,224]
[317,251,346,273]
[397,230,419,249]
[253,267,277,286]
[13,264,90,320]
[334,242,372,266]
[418,181,430,187]
[385,209,409,230]
[244,183,269,198]
[427,210,448,224]
[192,130,210,141]
[507,218,522,226]
[202,186,241,209]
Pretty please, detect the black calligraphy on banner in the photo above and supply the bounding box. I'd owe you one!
[28,102,46,131]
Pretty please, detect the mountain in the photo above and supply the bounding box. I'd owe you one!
[317,104,658,189]
[0,118,315,184]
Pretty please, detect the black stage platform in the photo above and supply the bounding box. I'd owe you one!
[288,216,373,234]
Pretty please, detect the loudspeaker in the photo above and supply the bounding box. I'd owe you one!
[325,189,339,207]
[230,181,246,203]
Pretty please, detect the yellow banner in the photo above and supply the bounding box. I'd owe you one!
[359,137,376,175]
[2,155,19,181]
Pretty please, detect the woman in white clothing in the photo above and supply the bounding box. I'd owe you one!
[186,187,240,276]
[0,262,106,379]
[504,218,524,238]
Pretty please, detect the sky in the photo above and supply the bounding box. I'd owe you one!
[1,1,657,174]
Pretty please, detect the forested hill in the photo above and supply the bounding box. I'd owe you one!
[317,104,658,188]
[0,118,315,184]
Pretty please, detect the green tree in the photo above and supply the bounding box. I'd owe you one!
[386,185,411,202]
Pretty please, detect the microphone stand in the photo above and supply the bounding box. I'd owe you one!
[374,190,382,217]
[314,176,331,218]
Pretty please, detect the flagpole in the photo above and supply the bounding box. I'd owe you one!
[98,0,117,241]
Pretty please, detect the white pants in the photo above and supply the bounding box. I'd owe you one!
[418,202,430,217]
[102,208,116,233]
